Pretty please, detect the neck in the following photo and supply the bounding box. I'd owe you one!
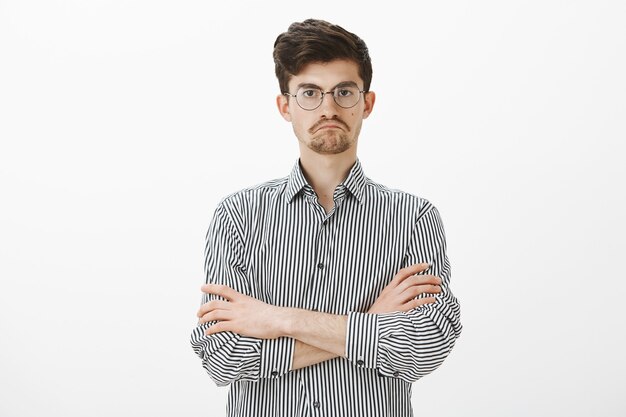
[298,146,357,202]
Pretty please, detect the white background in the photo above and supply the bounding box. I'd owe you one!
[1,1,625,416]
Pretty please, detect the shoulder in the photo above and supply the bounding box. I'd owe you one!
[363,177,436,220]
[215,176,289,215]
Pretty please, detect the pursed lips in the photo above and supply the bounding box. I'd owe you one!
[309,119,350,134]
[316,124,342,131]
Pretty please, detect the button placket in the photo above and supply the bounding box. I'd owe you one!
[315,218,330,276]
[300,368,322,416]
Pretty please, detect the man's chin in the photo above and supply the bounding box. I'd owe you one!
[309,140,351,155]
[308,133,353,155]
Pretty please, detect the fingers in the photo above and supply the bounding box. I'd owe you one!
[395,274,442,306]
[196,299,230,318]
[399,284,441,303]
[402,297,437,311]
[199,309,232,324]
[205,321,230,336]
[397,274,442,293]
[201,283,238,300]
[390,263,430,286]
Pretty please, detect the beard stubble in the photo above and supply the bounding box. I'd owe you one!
[306,117,353,155]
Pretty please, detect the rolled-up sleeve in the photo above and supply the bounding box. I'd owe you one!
[190,202,295,387]
[345,203,462,383]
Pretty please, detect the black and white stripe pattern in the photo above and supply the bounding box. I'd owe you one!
[190,159,462,417]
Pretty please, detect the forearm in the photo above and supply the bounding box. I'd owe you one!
[291,340,339,370]
[282,308,348,358]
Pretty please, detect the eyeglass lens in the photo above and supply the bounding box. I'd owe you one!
[295,87,362,110]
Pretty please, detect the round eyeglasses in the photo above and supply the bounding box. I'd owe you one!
[284,86,366,111]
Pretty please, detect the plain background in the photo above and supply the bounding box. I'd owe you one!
[1,1,625,416]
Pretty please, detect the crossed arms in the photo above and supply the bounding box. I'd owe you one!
[196,263,442,370]
[190,202,462,386]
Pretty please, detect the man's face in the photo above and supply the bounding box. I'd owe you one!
[277,59,375,155]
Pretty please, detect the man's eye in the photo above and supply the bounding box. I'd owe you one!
[337,89,353,97]
[302,89,318,97]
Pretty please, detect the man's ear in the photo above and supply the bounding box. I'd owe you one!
[276,94,292,122]
[362,91,376,119]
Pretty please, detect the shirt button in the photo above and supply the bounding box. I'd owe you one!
[271,371,278,377]
[356,360,364,366]
[317,262,324,269]
[313,401,320,408]
[393,371,400,377]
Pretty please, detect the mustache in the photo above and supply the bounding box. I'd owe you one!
[308,117,350,134]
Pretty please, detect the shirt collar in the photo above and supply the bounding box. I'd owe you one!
[285,158,367,204]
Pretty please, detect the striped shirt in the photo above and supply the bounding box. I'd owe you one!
[190,159,462,417]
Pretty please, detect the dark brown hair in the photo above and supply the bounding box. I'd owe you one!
[273,19,373,94]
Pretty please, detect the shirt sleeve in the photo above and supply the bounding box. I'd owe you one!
[345,203,462,383]
[189,202,295,387]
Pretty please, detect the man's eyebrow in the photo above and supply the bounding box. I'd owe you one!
[295,81,361,90]
[295,82,322,90]
[333,81,360,89]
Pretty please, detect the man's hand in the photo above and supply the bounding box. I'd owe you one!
[197,284,288,339]
[367,263,441,314]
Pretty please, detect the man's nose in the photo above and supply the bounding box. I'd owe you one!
[319,91,339,115]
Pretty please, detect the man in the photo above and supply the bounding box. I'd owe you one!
[190,19,462,417]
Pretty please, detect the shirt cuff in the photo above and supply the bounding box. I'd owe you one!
[345,311,379,369]
[259,337,295,379]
